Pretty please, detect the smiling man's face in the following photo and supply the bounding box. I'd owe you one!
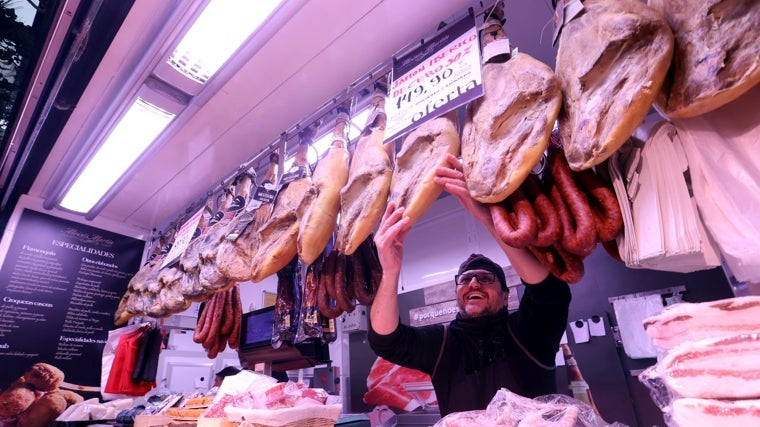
[455,269,508,318]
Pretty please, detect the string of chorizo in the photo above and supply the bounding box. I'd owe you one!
[317,250,343,319]
[351,239,375,306]
[574,167,623,242]
[203,291,224,352]
[365,236,383,296]
[333,253,355,313]
[490,188,539,248]
[219,287,234,336]
[192,297,212,344]
[521,174,562,247]
[228,285,242,349]
[548,147,597,256]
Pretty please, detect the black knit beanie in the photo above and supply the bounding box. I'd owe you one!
[457,253,508,291]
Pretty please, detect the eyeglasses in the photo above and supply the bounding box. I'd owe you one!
[455,271,497,286]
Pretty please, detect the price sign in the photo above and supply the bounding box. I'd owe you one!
[385,15,483,143]
[161,206,205,268]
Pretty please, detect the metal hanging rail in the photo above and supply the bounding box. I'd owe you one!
[156,0,500,236]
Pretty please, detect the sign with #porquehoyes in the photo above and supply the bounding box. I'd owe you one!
[384,14,483,143]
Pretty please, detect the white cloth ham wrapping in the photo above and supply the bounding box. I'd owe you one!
[673,84,760,284]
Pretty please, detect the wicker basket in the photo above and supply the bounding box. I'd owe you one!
[242,418,334,427]
[225,404,342,427]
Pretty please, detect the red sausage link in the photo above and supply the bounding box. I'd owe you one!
[334,253,355,313]
[548,148,597,256]
[318,251,343,319]
[575,168,623,242]
[351,247,375,306]
[522,174,561,247]
[490,189,538,248]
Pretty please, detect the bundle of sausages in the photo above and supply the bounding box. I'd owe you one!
[317,237,382,319]
[489,143,624,283]
[192,284,242,358]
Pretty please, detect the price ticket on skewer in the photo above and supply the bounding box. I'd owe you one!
[385,14,483,143]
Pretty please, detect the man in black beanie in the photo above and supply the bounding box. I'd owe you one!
[368,154,571,417]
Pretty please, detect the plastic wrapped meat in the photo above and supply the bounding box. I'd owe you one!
[433,388,624,427]
[656,333,760,399]
[642,296,760,350]
[670,398,760,427]
[363,357,436,412]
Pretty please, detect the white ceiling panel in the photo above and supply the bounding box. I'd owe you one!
[28,0,558,235]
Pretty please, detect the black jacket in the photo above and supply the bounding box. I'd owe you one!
[367,274,571,416]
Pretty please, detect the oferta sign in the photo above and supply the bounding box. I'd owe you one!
[385,14,483,143]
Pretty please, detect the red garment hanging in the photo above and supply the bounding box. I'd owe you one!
[104,326,155,395]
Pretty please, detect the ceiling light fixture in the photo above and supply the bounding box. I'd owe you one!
[169,0,283,84]
[59,98,175,213]
[45,0,298,218]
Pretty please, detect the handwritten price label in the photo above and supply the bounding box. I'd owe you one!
[160,206,205,268]
[385,15,483,142]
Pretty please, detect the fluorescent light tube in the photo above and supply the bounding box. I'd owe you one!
[60,98,175,213]
[168,0,284,84]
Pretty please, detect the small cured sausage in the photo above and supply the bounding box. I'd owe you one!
[365,237,383,296]
[204,292,224,352]
[220,287,234,336]
[522,174,561,247]
[195,294,217,346]
[353,236,382,305]
[350,248,374,306]
[490,189,539,248]
[318,250,343,319]
[333,253,355,313]
[548,148,597,256]
[193,299,211,344]
[575,168,623,242]
[323,250,339,301]
[527,243,585,284]
[228,285,241,349]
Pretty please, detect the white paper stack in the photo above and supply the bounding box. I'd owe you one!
[607,120,720,273]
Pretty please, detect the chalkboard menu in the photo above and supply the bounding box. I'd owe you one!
[0,209,144,390]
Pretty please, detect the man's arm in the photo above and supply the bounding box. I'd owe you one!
[370,201,411,335]
[434,154,550,284]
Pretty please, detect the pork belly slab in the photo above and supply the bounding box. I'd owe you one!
[643,296,760,350]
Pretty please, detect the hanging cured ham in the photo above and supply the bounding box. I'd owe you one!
[555,0,673,170]
[198,171,255,292]
[156,196,215,303]
[297,107,351,265]
[216,151,280,282]
[648,0,760,118]
[117,228,178,321]
[389,110,460,225]
[462,10,561,203]
[336,83,393,255]
[250,125,318,282]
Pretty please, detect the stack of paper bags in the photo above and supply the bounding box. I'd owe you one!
[607,119,720,273]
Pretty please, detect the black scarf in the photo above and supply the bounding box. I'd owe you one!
[450,308,511,375]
